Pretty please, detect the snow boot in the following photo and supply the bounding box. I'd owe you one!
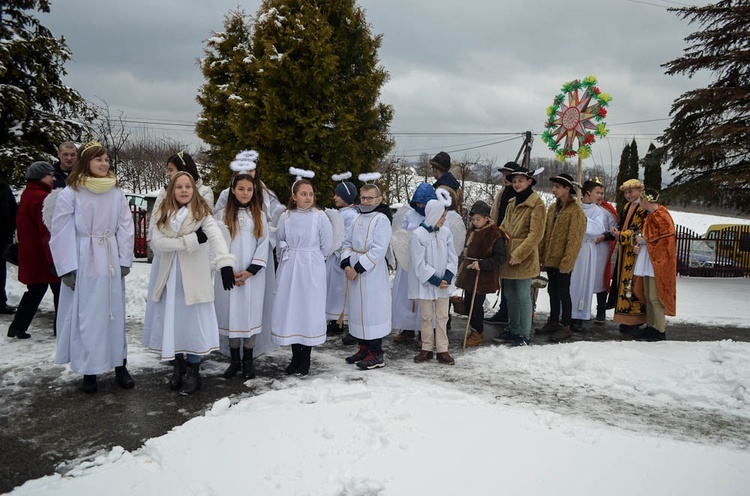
[413,350,433,363]
[341,333,358,346]
[180,362,201,396]
[465,330,484,347]
[169,354,187,390]
[296,346,311,376]
[285,344,302,375]
[393,330,415,343]
[346,345,369,364]
[224,347,242,378]
[82,374,97,394]
[242,348,255,379]
[595,292,607,324]
[549,325,572,343]
[115,359,135,389]
[327,320,343,335]
[436,352,455,365]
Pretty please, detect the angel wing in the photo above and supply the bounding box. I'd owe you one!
[391,228,412,271]
[325,208,345,253]
[42,188,61,230]
[445,210,467,251]
[390,204,412,234]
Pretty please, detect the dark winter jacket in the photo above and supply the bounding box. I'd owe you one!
[433,172,463,211]
[52,161,70,189]
[491,185,517,227]
[456,223,507,295]
[0,182,17,245]
[16,181,60,285]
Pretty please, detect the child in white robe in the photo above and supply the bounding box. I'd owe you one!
[143,172,236,395]
[409,194,458,365]
[49,141,135,394]
[214,170,269,380]
[271,177,333,376]
[340,182,393,370]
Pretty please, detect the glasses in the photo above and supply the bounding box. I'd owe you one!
[360,196,379,202]
[47,172,56,176]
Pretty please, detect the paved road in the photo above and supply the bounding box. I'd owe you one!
[1,309,748,494]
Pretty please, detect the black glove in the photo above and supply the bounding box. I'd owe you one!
[62,270,77,291]
[121,266,130,277]
[220,266,235,291]
[195,227,208,244]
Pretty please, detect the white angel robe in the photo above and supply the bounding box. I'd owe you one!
[325,206,358,321]
[408,225,458,301]
[271,209,333,346]
[143,212,233,360]
[49,187,134,375]
[391,208,424,330]
[342,210,393,340]
[570,202,606,320]
[594,205,618,293]
[214,208,269,339]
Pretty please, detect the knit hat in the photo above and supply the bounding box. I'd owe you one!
[429,151,451,172]
[424,199,446,228]
[26,161,54,181]
[334,181,357,205]
[469,200,491,218]
[550,173,578,192]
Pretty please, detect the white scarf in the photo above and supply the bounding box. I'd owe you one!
[169,206,189,232]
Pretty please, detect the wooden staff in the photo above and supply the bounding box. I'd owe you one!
[462,269,481,351]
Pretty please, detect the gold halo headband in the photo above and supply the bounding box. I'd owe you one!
[640,190,660,203]
[176,150,186,166]
[81,141,102,154]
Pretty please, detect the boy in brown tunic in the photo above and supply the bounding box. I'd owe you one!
[456,201,508,347]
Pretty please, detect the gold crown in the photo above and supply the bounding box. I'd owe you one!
[593,176,603,186]
[81,141,102,154]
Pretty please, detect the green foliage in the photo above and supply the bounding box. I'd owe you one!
[661,0,750,213]
[196,1,394,205]
[0,0,93,183]
[628,138,639,181]
[615,143,630,208]
[642,142,665,190]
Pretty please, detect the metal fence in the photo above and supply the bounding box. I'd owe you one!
[676,224,750,277]
[130,204,148,259]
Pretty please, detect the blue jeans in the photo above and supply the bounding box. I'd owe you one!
[503,278,533,340]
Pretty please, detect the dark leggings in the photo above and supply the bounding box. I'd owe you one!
[358,337,383,355]
[547,268,572,327]
[10,282,60,333]
[465,291,486,333]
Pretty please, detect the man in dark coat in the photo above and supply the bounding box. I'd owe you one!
[7,162,61,338]
[0,180,18,313]
[430,151,462,211]
[52,142,77,189]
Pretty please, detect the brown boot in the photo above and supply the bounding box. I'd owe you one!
[536,321,562,335]
[436,352,455,365]
[464,330,484,347]
[394,330,415,343]
[413,350,434,363]
[549,325,572,343]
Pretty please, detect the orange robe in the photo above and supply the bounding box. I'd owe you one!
[642,206,677,316]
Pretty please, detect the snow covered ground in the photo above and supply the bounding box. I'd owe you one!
[3,208,750,495]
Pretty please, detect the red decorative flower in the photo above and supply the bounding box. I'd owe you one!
[592,86,601,94]
[584,133,595,145]
[598,107,607,118]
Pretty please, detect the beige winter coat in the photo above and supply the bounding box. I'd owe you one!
[539,196,586,273]
[151,210,235,305]
[498,191,546,280]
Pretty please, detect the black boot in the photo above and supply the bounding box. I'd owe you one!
[285,344,302,375]
[7,327,31,339]
[595,292,607,324]
[296,345,311,376]
[224,347,242,378]
[115,359,135,389]
[169,354,187,390]
[242,348,255,379]
[180,361,201,395]
[82,374,97,393]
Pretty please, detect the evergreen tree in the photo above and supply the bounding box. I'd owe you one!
[642,142,665,190]
[628,138,640,181]
[615,143,630,209]
[197,0,394,203]
[0,0,92,182]
[661,0,750,212]
[196,9,254,188]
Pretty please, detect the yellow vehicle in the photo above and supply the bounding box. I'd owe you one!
[705,224,750,270]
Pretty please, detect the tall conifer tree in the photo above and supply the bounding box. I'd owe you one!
[628,138,640,182]
[615,143,630,209]
[661,0,750,212]
[0,0,92,182]
[642,143,664,190]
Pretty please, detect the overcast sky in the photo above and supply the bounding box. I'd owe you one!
[40,0,712,173]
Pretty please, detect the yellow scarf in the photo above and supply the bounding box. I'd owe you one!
[81,176,116,194]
